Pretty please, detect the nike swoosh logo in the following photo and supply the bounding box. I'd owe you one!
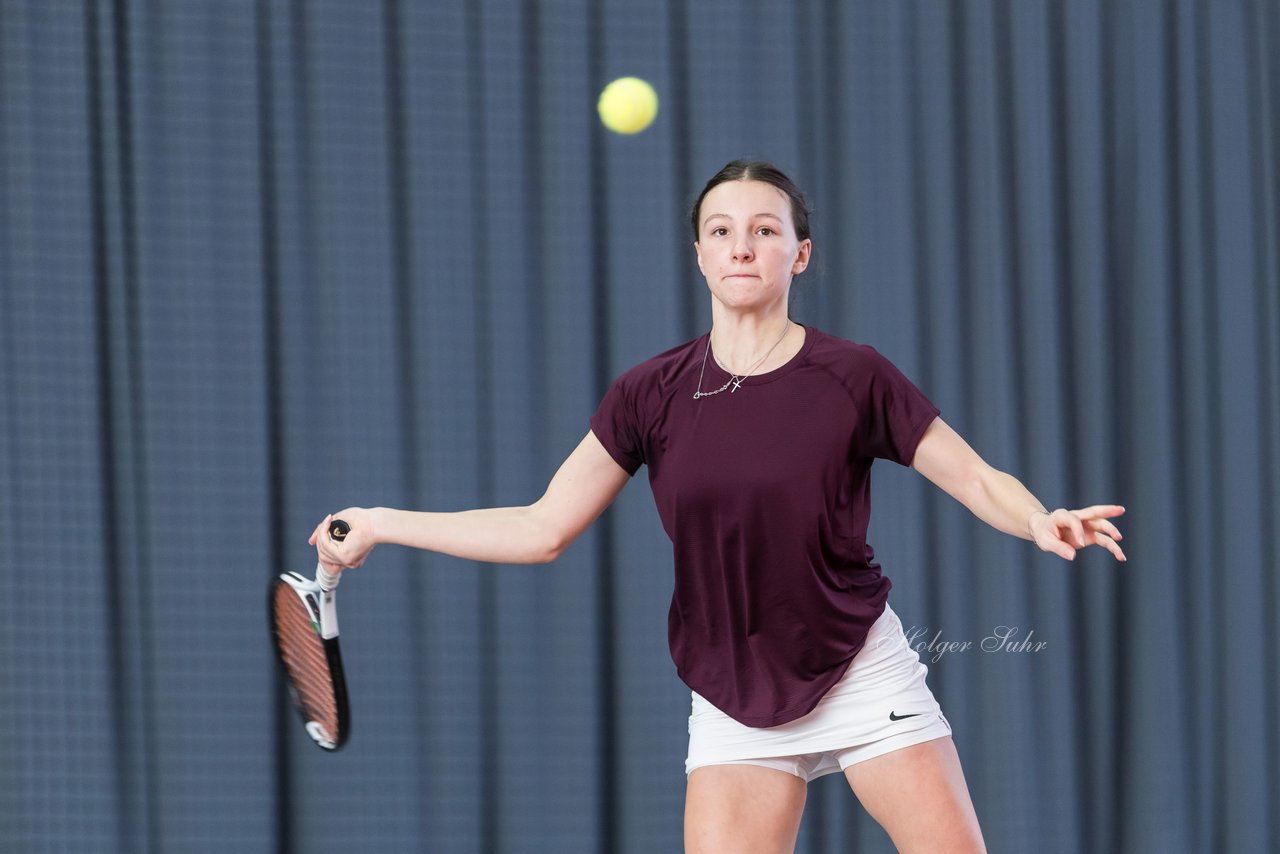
[888,711,922,721]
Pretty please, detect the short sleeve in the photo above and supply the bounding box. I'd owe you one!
[857,346,940,466]
[589,371,645,476]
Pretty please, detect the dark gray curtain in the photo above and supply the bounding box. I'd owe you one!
[2,1,1277,852]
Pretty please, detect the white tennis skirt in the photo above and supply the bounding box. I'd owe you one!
[685,601,952,783]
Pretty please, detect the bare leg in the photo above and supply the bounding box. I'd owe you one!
[843,735,986,853]
[684,763,808,854]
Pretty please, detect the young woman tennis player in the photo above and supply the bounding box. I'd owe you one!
[311,160,1126,853]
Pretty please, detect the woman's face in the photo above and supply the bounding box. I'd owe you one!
[694,179,811,314]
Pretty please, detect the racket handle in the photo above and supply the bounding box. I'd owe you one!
[316,563,341,592]
[316,518,351,591]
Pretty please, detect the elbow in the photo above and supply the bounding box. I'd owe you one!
[539,535,564,565]
[528,504,568,565]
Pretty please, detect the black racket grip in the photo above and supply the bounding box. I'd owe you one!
[316,518,351,592]
[329,518,350,541]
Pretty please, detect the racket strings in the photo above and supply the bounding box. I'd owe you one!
[272,585,339,743]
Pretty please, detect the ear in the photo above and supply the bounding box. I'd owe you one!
[792,239,812,275]
[694,241,705,277]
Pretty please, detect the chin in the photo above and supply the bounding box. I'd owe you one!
[712,288,772,308]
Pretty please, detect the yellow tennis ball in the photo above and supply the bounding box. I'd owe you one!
[598,77,659,135]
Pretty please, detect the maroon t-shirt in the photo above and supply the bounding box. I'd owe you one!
[589,324,940,727]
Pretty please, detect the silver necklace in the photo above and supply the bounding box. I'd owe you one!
[693,322,792,399]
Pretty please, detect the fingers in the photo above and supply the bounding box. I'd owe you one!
[308,513,344,565]
[1075,506,1127,560]
[308,509,372,570]
[1073,504,1126,519]
[307,513,333,546]
[1051,541,1078,561]
[1070,513,1086,547]
[1087,516,1124,542]
[1047,508,1087,548]
[1092,532,1127,562]
[1037,507,1128,562]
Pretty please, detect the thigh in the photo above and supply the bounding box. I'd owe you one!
[684,764,808,854]
[843,735,986,854]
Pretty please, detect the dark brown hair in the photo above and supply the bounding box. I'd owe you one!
[690,159,812,243]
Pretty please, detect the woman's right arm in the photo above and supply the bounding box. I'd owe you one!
[310,430,632,571]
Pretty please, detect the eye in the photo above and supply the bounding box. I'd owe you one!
[757,226,775,236]
[710,226,728,237]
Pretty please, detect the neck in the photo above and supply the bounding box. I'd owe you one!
[709,309,797,375]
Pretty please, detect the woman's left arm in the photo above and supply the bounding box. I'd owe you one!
[908,417,1126,562]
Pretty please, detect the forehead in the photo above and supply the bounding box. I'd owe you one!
[700,180,793,222]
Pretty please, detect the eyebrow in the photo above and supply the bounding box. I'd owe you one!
[701,212,784,227]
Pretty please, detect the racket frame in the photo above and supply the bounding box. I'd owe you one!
[270,568,351,751]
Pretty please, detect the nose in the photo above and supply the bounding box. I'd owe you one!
[731,235,754,262]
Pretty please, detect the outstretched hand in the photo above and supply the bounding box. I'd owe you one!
[1030,505,1126,562]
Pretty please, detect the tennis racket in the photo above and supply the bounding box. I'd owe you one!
[270,518,351,751]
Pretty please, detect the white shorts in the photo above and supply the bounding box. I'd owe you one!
[685,602,952,783]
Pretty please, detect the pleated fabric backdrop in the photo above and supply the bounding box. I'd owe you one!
[1,1,1277,852]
